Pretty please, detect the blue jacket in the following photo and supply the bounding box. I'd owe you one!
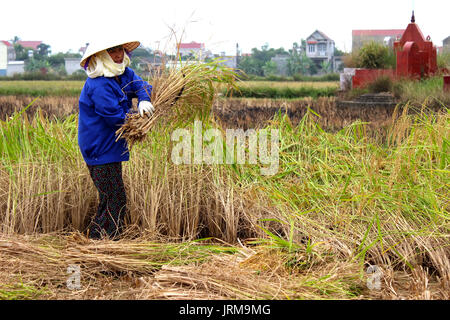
[78,67,152,165]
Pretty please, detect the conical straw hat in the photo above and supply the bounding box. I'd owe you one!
[80,40,140,68]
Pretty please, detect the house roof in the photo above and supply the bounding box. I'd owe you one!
[17,41,42,50]
[178,42,204,49]
[352,29,405,37]
[1,40,12,46]
[307,30,333,42]
[443,36,450,43]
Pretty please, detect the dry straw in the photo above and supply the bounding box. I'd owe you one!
[115,59,238,149]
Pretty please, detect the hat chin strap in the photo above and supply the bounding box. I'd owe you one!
[86,50,131,79]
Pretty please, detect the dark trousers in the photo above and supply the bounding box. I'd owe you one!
[87,162,127,240]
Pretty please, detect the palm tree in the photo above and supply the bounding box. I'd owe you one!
[320,60,332,73]
[10,36,20,44]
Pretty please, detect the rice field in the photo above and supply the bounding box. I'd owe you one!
[0,99,449,300]
[0,70,449,300]
[0,80,339,98]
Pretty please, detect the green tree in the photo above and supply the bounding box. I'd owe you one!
[13,44,29,61]
[237,44,287,76]
[25,58,50,72]
[10,36,20,44]
[358,41,395,69]
[334,47,345,56]
[131,47,153,58]
[35,43,51,60]
[48,53,65,68]
[287,42,303,75]
[287,40,318,76]
[262,60,278,76]
[320,60,332,73]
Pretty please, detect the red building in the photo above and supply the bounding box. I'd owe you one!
[393,12,437,78]
[177,41,205,57]
[16,41,42,50]
[352,12,438,88]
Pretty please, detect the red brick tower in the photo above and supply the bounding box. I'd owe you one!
[394,11,438,78]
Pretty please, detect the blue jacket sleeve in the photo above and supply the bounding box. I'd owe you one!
[91,84,127,128]
[128,69,152,103]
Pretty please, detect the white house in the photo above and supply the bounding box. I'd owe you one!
[0,41,15,76]
[7,61,25,76]
[178,42,206,58]
[306,30,337,72]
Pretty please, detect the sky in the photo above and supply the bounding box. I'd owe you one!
[1,0,449,56]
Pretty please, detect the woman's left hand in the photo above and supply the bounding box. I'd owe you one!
[138,101,155,117]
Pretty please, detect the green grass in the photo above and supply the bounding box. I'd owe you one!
[396,76,449,105]
[0,81,84,97]
[0,282,49,300]
[0,80,339,99]
[228,85,337,99]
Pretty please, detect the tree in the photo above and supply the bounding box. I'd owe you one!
[13,44,29,61]
[287,42,303,75]
[36,43,51,59]
[237,44,288,76]
[10,36,20,44]
[287,40,317,76]
[320,60,332,73]
[334,47,345,56]
[131,47,153,58]
[48,52,65,67]
[25,58,50,73]
[262,60,277,76]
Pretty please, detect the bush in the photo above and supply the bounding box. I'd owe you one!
[344,42,396,70]
[367,76,394,93]
[358,42,395,69]
[437,52,450,70]
[342,50,360,68]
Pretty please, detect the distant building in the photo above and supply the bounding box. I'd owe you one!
[306,30,340,72]
[79,43,89,56]
[217,55,237,69]
[64,58,82,75]
[271,54,290,76]
[16,40,42,50]
[135,56,164,77]
[178,42,206,58]
[352,29,405,51]
[443,36,450,53]
[0,41,13,75]
[7,61,25,76]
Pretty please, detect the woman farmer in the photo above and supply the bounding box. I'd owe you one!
[78,40,154,240]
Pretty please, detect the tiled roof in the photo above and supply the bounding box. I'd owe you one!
[17,41,42,50]
[178,42,204,49]
[307,30,333,41]
[1,40,12,46]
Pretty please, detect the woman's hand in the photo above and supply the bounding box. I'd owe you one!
[138,101,155,117]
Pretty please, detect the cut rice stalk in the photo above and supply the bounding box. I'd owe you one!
[116,59,238,149]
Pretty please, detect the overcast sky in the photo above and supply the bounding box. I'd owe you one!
[2,0,449,55]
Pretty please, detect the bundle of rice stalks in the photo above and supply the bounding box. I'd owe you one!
[116,60,238,149]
